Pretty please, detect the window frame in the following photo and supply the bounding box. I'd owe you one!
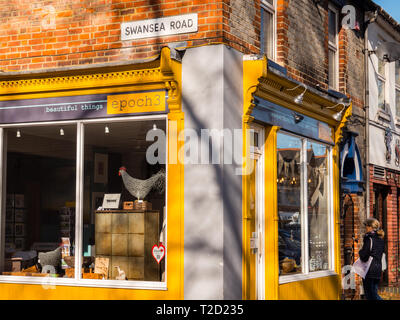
[328,5,339,91]
[277,131,335,284]
[0,114,169,290]
[395,61,400,118]
[260,0,276,61]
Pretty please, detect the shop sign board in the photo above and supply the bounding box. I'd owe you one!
[121,14,198,41]
[251,96,335,145]
[0,90,167,124]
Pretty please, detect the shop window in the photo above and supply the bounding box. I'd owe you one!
[277,132,332,277]
[261,0,276,60]
[2,125,76,277]
[1,119,167,285]
[81,120,166,282]
[328,6,339,90]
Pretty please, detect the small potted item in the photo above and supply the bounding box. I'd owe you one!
[281,258,296,273]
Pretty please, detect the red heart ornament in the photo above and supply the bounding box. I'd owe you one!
[152,244,165,264]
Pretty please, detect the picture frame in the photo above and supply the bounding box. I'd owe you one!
[94,153,108,184]
[14,237,26,251]
[14,223,26,237]
[14,194,24,208]
[14,209,25,223]
[102,193,121,210]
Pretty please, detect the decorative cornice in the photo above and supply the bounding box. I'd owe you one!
[0,47,180,102]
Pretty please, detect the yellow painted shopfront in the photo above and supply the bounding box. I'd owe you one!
[241,56,351,300]
[0,47,184,299]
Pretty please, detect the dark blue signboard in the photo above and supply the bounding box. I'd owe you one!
[251,96,334,145]
[0,90,168,124]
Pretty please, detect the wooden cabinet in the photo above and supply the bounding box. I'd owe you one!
[94,210,160,281]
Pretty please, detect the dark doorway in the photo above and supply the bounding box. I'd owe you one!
[372,184,389,286]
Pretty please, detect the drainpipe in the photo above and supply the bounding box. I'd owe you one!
[364,10,378,222]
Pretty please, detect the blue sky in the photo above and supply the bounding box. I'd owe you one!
[374,0,400,23]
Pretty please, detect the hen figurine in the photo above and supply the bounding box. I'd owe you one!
[118,167,165,201]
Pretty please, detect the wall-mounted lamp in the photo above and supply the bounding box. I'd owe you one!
[327,102,349,121]
[16,130,21,138]
[105,126,110,134]
[286,84,307,105]
[292,111,304,124]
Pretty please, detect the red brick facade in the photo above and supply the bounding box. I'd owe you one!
[0,0,268,72]
[368,165,400,288]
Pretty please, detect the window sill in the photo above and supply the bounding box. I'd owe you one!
[377,110,391,123]
[0,275,167,291]
[279,270,337,285]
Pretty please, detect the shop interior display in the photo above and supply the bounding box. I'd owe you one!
[277,135,330,275]
[2,121,166,282]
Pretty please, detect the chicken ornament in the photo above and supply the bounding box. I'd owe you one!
[118,167,165,202]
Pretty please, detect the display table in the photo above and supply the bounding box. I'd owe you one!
[94,209,160,281]
[64,268,103,279]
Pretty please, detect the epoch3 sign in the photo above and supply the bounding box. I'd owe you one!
[121,14,198,41]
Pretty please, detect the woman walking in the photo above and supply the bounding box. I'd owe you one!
[359,218,385,300]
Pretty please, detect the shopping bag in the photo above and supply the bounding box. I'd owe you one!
[352,256,373,279]
[352,237,373,279]
[382,253,387,271]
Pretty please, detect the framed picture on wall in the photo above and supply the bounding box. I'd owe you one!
[15,223,25,237]
[14,209,25,223]
[14,194,24,208]
[94,153,108,184]
[15,237,26,251]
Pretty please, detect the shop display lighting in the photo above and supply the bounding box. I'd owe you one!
[286,84,308,105]
[105,126,110,134]
[16,130,21,138]
[60,128,64,136]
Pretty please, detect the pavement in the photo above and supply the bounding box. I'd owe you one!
[379,287,400,300]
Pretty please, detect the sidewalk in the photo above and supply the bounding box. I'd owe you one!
[379,287,400,300]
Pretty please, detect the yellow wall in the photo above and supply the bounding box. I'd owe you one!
[242,57,345,301]
[278,276,340,300]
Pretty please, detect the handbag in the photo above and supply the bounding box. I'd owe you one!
[352,238,373,279]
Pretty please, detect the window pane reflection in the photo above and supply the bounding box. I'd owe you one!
[307,142,329,272]
[277,133,302,275]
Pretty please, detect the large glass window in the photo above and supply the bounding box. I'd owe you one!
[307,141,329,272]
[277,132,332,277]
[0,118,167,285]
[81,120,166,282]
[3,125,76,277]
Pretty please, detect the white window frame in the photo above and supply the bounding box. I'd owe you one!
[261,0,276,61]
[376,37,387,112]
[277,131,336,284]
[328,5,339,90]
[395,61,400,118]
[0,115,169,290]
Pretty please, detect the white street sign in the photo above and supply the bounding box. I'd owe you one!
[121,14,198,41]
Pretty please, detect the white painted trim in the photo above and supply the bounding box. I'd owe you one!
[0,276,167,290]
[261,0,277,61]
[279,270,338,285]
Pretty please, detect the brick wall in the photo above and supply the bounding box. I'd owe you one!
[0,0,264,72]
[368,165,400,288]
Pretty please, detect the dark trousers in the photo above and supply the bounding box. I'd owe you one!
[362,278,382,300]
